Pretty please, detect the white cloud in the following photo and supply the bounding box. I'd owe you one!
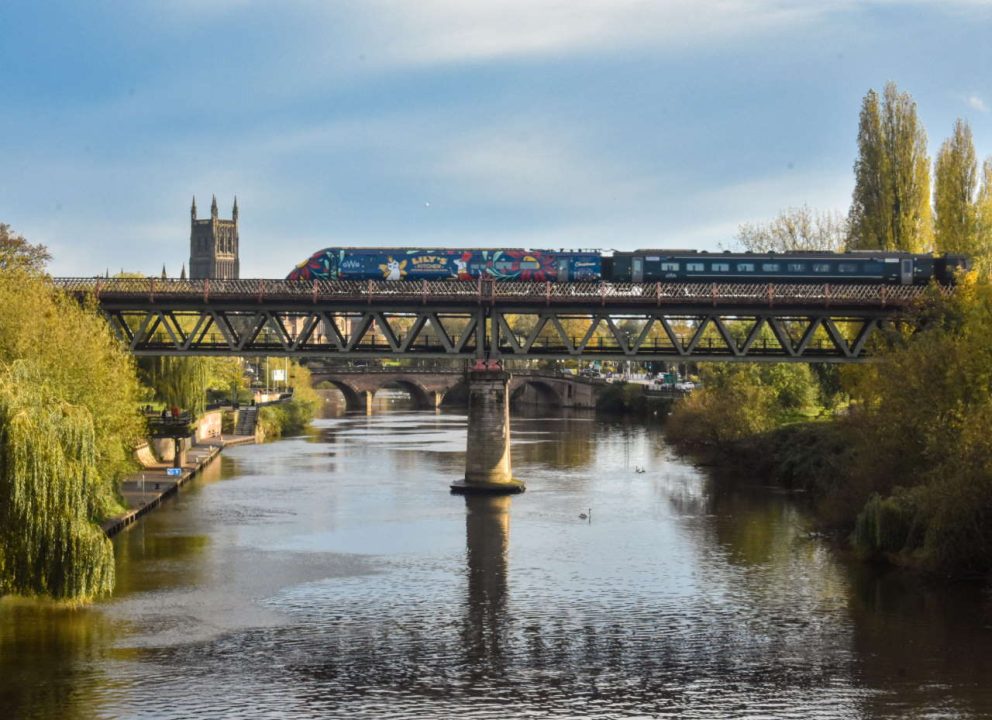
[966,94,988,112]
[349,0,836,65]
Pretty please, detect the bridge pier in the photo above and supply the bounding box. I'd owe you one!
[362,390,374,415]
[451,370,524,495]
[432,391,444,409]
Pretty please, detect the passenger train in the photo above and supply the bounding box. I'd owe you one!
[287,248,970,285]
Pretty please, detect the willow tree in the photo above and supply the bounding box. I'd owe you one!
[0,363,115,601]
[0,269,145,516]
[139,356,210,416]
[934,119,978,255]
[848,83,933,252]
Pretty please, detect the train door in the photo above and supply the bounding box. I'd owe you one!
[900,258,913,285]
[632,257,644,283]
[557,258,570,282]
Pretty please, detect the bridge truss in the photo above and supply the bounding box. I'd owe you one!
[54,278,936,362]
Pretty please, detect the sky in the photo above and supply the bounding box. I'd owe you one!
[1,0,992,278]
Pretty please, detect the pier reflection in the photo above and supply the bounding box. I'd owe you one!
[462,496,511,678]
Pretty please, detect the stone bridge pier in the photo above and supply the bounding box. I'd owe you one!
[451,370,525,495]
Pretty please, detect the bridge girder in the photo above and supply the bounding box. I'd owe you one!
[95,305,897,362]
[55,278,928,363]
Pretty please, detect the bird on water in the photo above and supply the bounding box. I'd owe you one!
[579,508,591,520]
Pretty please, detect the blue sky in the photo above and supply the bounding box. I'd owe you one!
[2,0,991,277]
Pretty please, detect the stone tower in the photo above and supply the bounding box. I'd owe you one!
[189,195,240,279]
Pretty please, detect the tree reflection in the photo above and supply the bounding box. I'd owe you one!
[511,409,595,469]
[847,566,992,718]
[0,599,116,720]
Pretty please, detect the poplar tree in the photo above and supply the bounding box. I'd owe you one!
[934,119,978,255]
[974,158,992,274]
[848,83,933,252]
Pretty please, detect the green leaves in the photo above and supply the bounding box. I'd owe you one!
[0,363,115,601]
[0,258,145,600]
[849,83,933,252]
[934,119,979,256]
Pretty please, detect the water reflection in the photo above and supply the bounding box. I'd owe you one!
[463,496,510,679]
[0,599,117,720]
[3,408,992,718]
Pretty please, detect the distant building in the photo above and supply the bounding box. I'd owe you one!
[189,195,239,279]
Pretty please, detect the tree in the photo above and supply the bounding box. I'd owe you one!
[733,205,846,253]
[848,83,933,252]
[0,257,145,600]
[975,158,992,275]
[934,119,978,255]
[0,363,115,601]
[138,357,210,417]
[0,224,51,273]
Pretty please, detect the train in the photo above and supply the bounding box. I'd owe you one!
[287,248,971,285]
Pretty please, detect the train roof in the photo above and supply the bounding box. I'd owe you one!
[619,249,928,258]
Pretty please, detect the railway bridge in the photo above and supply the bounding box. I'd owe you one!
[55,277,937,496]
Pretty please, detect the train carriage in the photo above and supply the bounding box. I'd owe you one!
[288,247,968,286]
[288,248,602,282]
[609,251,965,286]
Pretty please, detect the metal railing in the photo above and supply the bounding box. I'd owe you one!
[52,277,941,309]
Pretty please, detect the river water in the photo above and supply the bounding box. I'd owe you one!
[2,393,992,719]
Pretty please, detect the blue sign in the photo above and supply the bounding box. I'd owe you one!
[166,468,182,476]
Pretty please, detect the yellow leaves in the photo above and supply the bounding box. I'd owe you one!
[0,362,114,601]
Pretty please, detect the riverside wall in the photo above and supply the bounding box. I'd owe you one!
[103,411,255,538]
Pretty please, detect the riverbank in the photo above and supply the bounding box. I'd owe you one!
[102,433,256,538]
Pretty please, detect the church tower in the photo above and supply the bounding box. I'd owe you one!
[189,195,240,279]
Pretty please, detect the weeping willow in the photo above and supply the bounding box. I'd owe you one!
[0,363,114,601]
[139,356,209,417]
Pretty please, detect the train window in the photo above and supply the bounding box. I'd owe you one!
[813,263,831,272]
[686,263,704,272]
[737,263,755,272]
[661,262,679,271]
[761,263,780,272]
[787,263,806,272]
[712,263,730,272]
[838,263,858,273]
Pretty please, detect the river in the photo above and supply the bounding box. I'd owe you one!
[2,392,991,719]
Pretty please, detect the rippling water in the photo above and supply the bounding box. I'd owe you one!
[2,393,992,719]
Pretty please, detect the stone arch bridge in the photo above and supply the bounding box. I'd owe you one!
[309,368,602,413]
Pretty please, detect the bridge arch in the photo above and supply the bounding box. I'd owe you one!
[375,379,434,410]
[311,372,449,412]
[511,379,563,408]
[314,379,364,411]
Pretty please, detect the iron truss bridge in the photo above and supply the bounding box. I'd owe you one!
[53,277,940,362]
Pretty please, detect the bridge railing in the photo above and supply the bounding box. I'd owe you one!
[51,277,942,308]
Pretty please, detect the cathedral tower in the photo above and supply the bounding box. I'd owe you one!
[189,195,240,279]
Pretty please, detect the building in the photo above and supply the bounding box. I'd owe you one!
[189,195,239,279]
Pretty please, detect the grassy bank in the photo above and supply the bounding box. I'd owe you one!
[595,382,675,416]
[666,280,992,578]
[256,397,317,440]
[255,363,319,440]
